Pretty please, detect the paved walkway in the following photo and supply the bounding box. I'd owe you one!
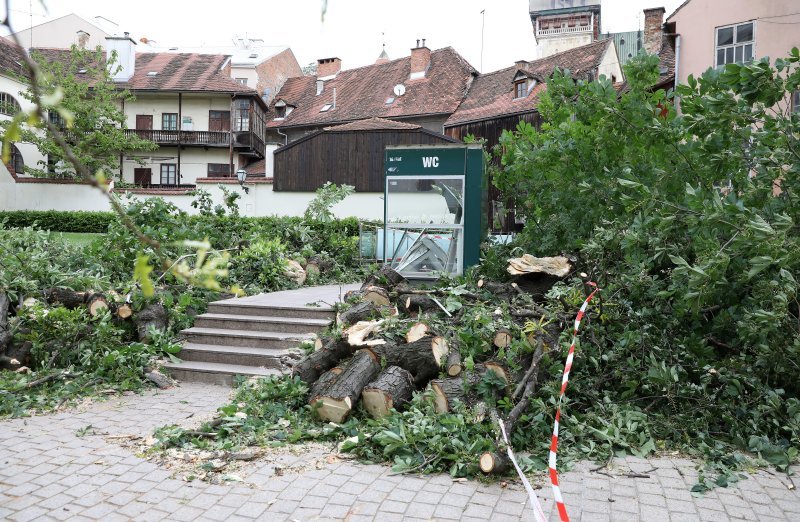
[1,384,798,521]
[213,283,361,310]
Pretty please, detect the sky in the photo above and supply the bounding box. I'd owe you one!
[1,0,685,73]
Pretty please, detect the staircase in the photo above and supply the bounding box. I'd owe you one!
[163,286,355,386]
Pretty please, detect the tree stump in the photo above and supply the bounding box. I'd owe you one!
[361,366,414,418]
[493,328,513,349]
[134,303,168,341]
[310,349,381,423]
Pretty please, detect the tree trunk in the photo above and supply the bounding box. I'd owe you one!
[310,349,381,423]
[86,293,109,317]
[446,349,462,377]
[43,288,87,309]
[361,286,391,307]
[479,451,511,474]
[398,294,440,315]
[493,328,513,349]
[134,303,168,342]
[362,265,407,290]
[430,372,484,414]
[370,335,448,386]
[405,322,429,343]
[361,366,414,418]
[309,366,343,399]
[293,337,353,384]
[338,301,380,327]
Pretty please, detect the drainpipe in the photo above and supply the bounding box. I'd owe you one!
[673,34,681,91]
[177,92,182,185]
[276,127,288,145]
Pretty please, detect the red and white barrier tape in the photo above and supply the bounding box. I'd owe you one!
[549,282,599,521]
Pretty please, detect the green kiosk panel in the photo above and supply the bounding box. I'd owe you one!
[383,144,487,280]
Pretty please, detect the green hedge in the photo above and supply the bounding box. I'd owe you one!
[0,210,364,236]
[0,211,115,233]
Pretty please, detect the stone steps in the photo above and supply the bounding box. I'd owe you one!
[162,360,283,387]
[193,313,330,334]
[206,302,334,320]
[175,343,291,367]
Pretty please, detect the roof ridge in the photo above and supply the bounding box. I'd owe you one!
[527,38,609,66]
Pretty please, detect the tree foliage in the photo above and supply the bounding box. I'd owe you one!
[1,45,156,179]
[493,50,800,485]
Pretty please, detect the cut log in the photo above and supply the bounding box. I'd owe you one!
[493,328,513,349]
[284,259,307,286]
[362,265,407,290]
[314,337,325,351]
[309,366,343,399]
[134,303,168,342]
[446,350,462,377]
[338,301,380,327]
[399,294,440,315]
[361,366,414,418]
[293,337,354,384]
[405,322,429,343]
[310,349,381,423]
[115,303,133,320]
[145,370,173,389]
[43,288,87,309]
[484,361,511,386]
[479,451,511,474]
[344,320,385,346]
[507,255,572,277]
[361,285,391,307]
[370,335,448,386]
[86,293,109,317]
[430,372,483,414]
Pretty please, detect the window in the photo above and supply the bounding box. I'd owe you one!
[160,164,177,185]
[48,111,66,130]
[0,92,21,116]
[162,113,178,131]
[233,99,250,131]
[207,163,231,177]
[236,78,248,85]
[793,91,800,114]
[716,21,754,67]
[9,144,23,174]
[514,80,527,99]
[209,110,230,132]
[275,104,286,119]
[320,103,332,112]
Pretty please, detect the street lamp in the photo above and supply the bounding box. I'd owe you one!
[236,168,249,194]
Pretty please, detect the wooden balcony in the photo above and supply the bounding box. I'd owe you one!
[125,130,231,147]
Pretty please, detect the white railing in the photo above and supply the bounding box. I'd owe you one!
[537,25,591,36]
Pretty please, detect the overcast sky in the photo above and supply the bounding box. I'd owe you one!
[1,0,685,73]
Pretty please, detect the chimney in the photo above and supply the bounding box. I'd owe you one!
[410,39,431,80]
[515,60,528,70]
[643,7,666,54]
[104,32,136,82]
[317,57,341,78]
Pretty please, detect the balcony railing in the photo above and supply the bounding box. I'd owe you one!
[129,183,197,190]
[537,25,591,36]
[125,130,231,146]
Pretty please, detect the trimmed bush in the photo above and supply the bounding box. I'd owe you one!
[0,210,114,233]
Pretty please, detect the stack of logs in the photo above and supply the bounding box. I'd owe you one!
[0,287,168,371]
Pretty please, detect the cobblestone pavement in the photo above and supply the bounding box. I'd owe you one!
[1,383,798,521]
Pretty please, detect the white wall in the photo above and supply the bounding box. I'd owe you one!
[598,42,624,82]
[230,67,258,89]
[121,148,237,184]
[10,14,111,50]
[124,93,232,131]
[1,164,448,221]
[0,74,47,173]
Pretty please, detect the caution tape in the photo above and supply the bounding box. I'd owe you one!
[499,419,548,522]
[549,282,599,522]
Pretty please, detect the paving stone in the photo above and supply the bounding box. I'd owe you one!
[380,499,408,514]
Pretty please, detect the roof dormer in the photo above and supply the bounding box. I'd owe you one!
[512,71,537,99]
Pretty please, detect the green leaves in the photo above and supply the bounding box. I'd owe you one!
[134,255,154,297]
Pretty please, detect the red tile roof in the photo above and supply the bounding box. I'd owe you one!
[27,48,257,95]
[445,40,612,127]
[0,37,31,79]
[268,47,477,128]
[324,117,421,132]
[125,53,255,94]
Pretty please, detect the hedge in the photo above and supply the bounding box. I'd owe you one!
[0,210,365,237]
[0,211,115,233]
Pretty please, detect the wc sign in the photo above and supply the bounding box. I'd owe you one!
[422,156,439,168]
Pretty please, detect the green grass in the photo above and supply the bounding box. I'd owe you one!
[49,232,103,247]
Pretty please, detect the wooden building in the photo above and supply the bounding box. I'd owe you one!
[274,118,456,192]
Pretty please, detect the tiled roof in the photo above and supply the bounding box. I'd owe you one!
[28,48,256,95]
[125,53,256,93]
[324,117,421,132]
[245,158,265,175]
[0,37,31,79]
[445,40,611,127]
[267,47,477,128]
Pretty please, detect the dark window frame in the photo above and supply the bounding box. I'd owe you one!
[514,80,527,99]
[715,21,755,67]
[160,163,177,185]
[207,163,231,177]
[162,113,178,131]
[209,110,231,132]
[0,92,21,116]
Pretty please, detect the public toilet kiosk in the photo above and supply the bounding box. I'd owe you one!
[382,144,487,280]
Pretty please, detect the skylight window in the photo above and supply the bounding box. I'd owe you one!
[147,71,158,77]
[385,97,395,104]
[320,104,332,112]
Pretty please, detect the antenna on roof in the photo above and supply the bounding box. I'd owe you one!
[480,9,486,73]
